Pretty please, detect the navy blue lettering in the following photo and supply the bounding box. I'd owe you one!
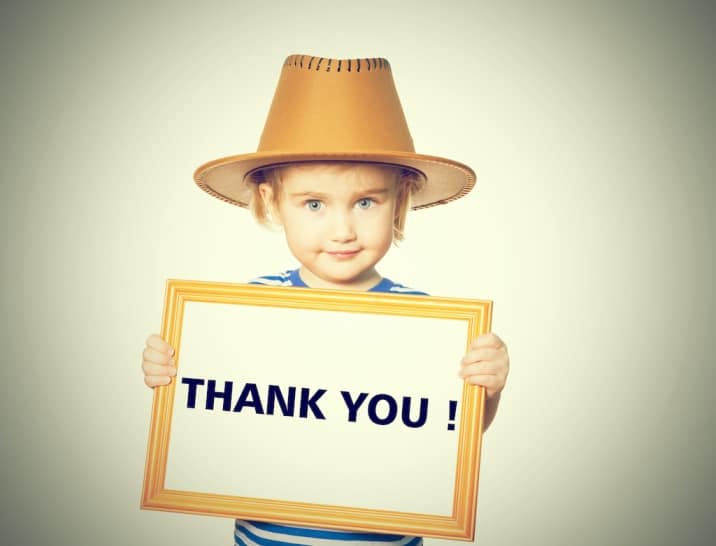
[299,387,326,419]
[181,377,205,409]
[340,391,369,422]
[401,396,428,428]
[206,379,233,411]
[233,382,265,414]
[368,394,398,425]
[266,384,295,416]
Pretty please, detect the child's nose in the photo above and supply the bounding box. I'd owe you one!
[330,211,357,242]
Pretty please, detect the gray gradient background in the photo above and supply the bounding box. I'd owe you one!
[1,1,714,545]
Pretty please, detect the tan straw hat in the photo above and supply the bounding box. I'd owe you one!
[194,54,476,210]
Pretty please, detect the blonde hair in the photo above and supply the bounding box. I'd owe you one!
[248,161,425,241]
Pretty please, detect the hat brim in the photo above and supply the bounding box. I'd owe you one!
[194,151,476,210]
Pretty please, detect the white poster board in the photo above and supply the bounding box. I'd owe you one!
[142,280,491,540]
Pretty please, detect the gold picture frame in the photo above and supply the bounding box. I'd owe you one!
[141,279,492,540]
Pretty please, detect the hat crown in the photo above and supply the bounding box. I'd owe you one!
[258,55,415,153]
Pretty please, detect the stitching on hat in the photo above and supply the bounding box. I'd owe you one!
[284,55,390,73]
[195,177,249,209]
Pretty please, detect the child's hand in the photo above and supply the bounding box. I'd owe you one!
[459,333,509,399]
[141,334,176,388]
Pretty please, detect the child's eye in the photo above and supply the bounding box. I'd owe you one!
[305,200,323,211]
[356,198,375,209]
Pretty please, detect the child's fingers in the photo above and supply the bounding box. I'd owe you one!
[142,359,177,389]
[460,364,507,397]
[458,360,501,378]
[142,360,177,378]
[470,333,505,350]
[461,334,509,399]
[462,373,503,396]
[144,374,173,388]
[142,335,176,389]
[142,346,174,366]
[146,334,174,356]
[461,347,499,366]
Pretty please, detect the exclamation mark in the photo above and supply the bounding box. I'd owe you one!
[447,400,458,431]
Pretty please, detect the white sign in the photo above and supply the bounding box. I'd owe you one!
[142,280,491,541]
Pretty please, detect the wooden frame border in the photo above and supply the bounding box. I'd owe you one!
[141,279,492,540]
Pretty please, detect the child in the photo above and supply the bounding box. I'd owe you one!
[142,55,509,546]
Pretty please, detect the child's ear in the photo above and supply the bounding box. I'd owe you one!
[258,184,282,225]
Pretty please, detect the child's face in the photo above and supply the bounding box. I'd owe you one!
[259,163,398,290]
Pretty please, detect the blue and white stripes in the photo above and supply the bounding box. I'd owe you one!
[234,520,423,546]
[249,269,427,296]
[248,271,295,287]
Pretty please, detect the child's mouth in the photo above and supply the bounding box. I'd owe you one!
[326,249,360,259]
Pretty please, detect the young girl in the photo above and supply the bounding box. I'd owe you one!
[142,55,509,546]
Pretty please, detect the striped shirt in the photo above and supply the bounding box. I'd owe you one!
[249,269,428,296]
[235,268,426,545]
[235,521,423,546]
